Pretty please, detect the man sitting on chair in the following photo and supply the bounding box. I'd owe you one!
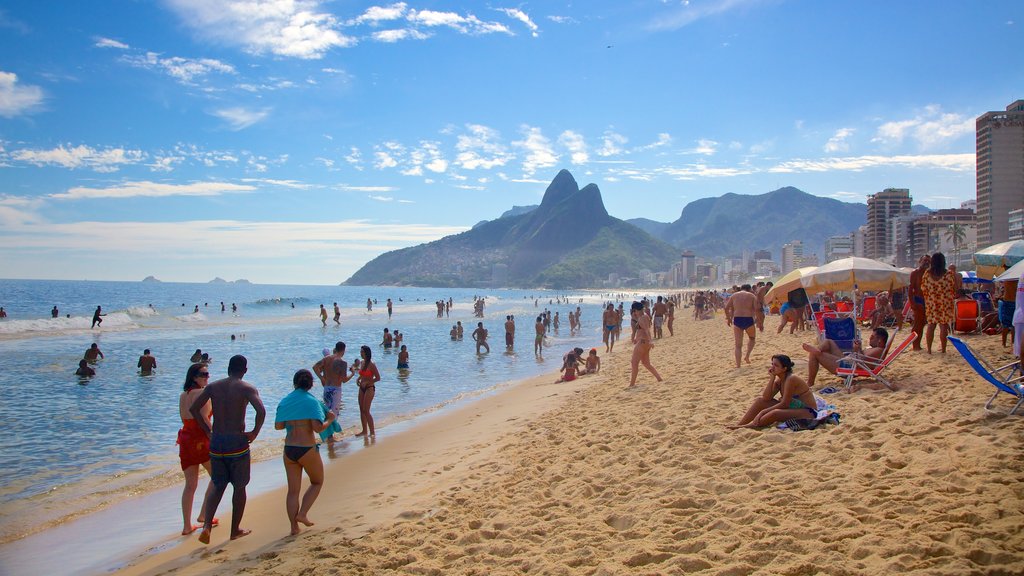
[870,291,895,328]
[803,327,888,388]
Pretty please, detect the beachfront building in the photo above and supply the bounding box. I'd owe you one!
[781,240,803,274]
[1009,208,1023,241]
[865,188,912,261]
[906,208,977,267]
[976,100,1024,246]
[825,234,854,263]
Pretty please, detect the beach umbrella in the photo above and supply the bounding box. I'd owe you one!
[973,240,1024,278]
[800,257,911,294]
[960,270,993,284]
[995,258,1024,282]
[763,267,818,306]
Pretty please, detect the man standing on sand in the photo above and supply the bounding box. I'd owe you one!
[534,315,545,356]
[908,254,930,351]
[472,322,490,354]
[312,342,351,440]
[602,303,618,352]
[91,305,104,329]
[724,285,759,368]
[137,349,157,376]
[652,296,668,339]
[190,355,266,544]
[504,315,515,350]
[755,282,772,332]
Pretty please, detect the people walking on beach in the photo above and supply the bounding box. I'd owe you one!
[274,369,336,535]
[602,303,618,353]
[178,363,216,535]
[319,304,328,326]
[91,305,104,329]
[534,315,545,356]
[138,349,157,376]
[472,322,490,354]
[312,342,351,442]
[652,296,667,339]
[725,285,759,368]
[75,359,95,378]
[504,315,515,349]
[921,252,955,354]
[84,343,104,363]
[190,355,266,544]
[730,354,817,429]
[629,301,662,387]
[666,298,676,336]
[352,346,380,438]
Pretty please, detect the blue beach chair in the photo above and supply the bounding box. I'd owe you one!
[823,316,857,354]
[947,336,1024,415]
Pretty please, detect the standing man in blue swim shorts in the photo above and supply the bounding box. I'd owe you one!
[725,284,759,368]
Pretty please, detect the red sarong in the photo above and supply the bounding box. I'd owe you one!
[177,419,210,470]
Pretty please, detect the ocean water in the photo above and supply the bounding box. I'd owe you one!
[0,279,636,544]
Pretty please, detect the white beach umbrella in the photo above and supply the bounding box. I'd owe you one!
[973,240,1024,278]
[800,257,911,294]
[763,267,818,306]
[994,258,1024,282]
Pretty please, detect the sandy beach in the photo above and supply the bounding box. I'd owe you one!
[118,309,1024,576]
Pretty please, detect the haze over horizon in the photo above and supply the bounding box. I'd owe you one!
[1,1,1021,285]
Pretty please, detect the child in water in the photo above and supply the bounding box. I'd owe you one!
[397,345,410,370]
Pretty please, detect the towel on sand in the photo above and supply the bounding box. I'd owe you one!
[777,395,840,431]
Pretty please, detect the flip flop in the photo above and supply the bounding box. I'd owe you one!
[819,386,840,395]
[196,517,220,527]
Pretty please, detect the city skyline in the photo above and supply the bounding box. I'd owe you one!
[1,1,1021,284]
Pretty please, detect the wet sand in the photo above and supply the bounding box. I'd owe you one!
[106,310,1024,574]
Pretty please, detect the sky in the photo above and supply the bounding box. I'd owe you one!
[1,0,1021,285]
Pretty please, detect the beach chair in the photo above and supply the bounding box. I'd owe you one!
[823,316,857,353]
[835,301,853,313]
[947,336,1024,415]
[954,299,980,334]
[858,296,876,325]
[835,331,915,391]
[972,292,994,315]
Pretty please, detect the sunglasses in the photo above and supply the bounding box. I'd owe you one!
[197,372,210,378]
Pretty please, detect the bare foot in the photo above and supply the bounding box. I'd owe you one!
[182,524,199,536]
[291,526,303,536]
[295,515,314,527]
[802,343,817,354]
[354,431,367,437]
[230,529,252,540]
[198,528,211,544]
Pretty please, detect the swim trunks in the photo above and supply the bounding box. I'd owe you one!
[177,419,210,471]
[397,362,409,369]
[654,317,664,329]
[733,316,755,329]
[209,433,251,487]
[505,333,513,346]
[323,386,341,415]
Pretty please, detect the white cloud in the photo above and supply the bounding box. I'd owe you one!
[546,15,576,24]
[240,178,312,189]
[455,124,513,170]
[369,195,394,202]
[372,28,430,42]
[12,144,144,172]
[558,130,588,164]
[823,127,855,153]
[692,138,717,155]
[0,195,45,226]
[648,0,763,31]
[768,153,975,174]
[165,0,356,59]
[95,37,129,49]
[513,126,558,176]
[351,3,408,25]
[872,105,974,150]
[211,107,270,130]
[634,133,672,152]
[123,52,235,83]
[497,8,539,37]
[49,180,255,200]
[597,130,628,156]
[407,9,512,35]
[374,151,398,169]
[0,71,44,117]
[339,185,395,192]
[658,164,751,179]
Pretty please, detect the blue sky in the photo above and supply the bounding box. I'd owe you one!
[1,1,1021,285]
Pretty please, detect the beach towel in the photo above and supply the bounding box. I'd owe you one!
[275,389,327,425]
[777,396,840,431]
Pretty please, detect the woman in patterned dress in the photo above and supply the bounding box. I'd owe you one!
[921,252,954,353]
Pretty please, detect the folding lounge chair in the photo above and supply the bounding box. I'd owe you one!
[835,331,916,392]
[823,316,857,354]
[954,299,980,334]
[858,296,876,325]
[947,336,1024,415]
[972,292,994,315]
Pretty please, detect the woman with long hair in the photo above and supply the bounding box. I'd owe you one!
[177,363,216,535]
[274,369,336,535]
[352,345,381,437]
[921,252,955,353]
[629,301,663,387]
[731,354,817,429]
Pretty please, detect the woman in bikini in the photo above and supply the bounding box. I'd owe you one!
[352,345,381,437]
[629,301,663,387]
[274,369,336,535]
[730,354,817,429]
[178,363,216,535]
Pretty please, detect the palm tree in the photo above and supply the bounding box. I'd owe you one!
[945,223,967,267]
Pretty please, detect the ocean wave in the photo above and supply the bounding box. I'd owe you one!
[125,306,159,318]
[251,296,310,307]
[0,312,138,336]
[174,312,207,323]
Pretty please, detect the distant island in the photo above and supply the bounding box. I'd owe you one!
[209,278,252,284]
[141,276,161,283]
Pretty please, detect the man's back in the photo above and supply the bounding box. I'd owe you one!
[206,377,261,435]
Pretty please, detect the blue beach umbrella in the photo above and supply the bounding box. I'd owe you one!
[960,271,993,284]
[973,240,1024,278]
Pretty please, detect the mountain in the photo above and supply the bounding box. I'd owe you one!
[343,170,679,288]
[626,218,671,238]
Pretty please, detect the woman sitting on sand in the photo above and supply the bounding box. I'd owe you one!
[274,369,336,535]
[629,301,663,387]
[177,363,216,535]
[352,345,381,437]
[730,354,817,429]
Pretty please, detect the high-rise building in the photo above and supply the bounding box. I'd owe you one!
[1010,208,1024,241]
[908,208,977,267]
[976,100,1024,247]
[866,188,912,260]
[825,234,854,263]
[781,240,803,274]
